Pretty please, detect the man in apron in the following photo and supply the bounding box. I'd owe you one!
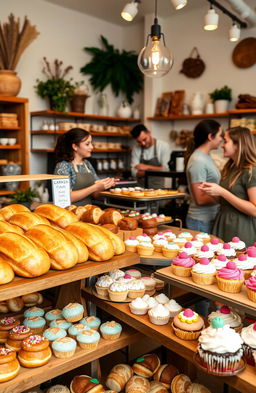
[130,124,171,188]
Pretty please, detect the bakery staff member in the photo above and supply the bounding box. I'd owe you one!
[54,128,118,206]
[130,124,171,188]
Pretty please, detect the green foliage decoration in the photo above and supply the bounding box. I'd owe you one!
[11,188,39,203]
[209,85,232,102]
[80,36,143,104]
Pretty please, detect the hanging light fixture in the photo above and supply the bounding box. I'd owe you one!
[204,4,219,30]
[138,0,173,78]
[171,0,187,10]
[121,0,140,22]
[229,22,240,41]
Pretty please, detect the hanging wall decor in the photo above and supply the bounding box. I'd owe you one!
[232,37,256,69]
[180,47,205,78]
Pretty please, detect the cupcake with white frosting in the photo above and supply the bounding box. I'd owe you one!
[194,245,214,262]
[129,297,148,315]
[127,279,145,299]
[195,232,211,244]
[108,282,128,302]
[246,247,256,268]
[136,233,152,243]
[162,242,180,258]
[154,293,169,305]
[153,238,168,253]
[211,254,229,271]
[241,322,256,365]
[180,242,197,256]
[165,299,182,318]
[233,254,255,279]
[148,304,171,325]
[217,243,236,260]
[190,237,204,251]
[173,237,187,248]
[178,232,193,242]
[208,305,243,332]
[137,242,154,256]
[109,269,125,281]
[162,230,176,240]
[124,237,139,252]
[228,237,246,255]
[191,258,216,285]
[208,238,223,254]
[146,297,159,309]
[125,269,142,279]
[95,275,114,297]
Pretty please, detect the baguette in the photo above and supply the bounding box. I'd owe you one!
[66,222,114,261]
[92,224,125,255]
[52,226,89,263]
[0,204,30,221]
[0,221,24,235]
[0,256,15,284]
[0,233,50,277]
[80,206,104,224]
[26,224,79,270]
[34,204,78,228]
[9,212,51,231]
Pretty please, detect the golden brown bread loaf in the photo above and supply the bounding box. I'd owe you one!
[106,364,133,392]
[101,224,119,234]
[66,222,114,261]
[6,297,24,312]
[153,364,179,389]
[132,354,161,378]
[119,217,138,231]
[149,382,168,393]
[69,205,93,220]
[125,376,150,393]
[0,220,24,235]
[80,206,104,224]
[0,204,30,221]
[0,232,50,277]
[22,292,44,307]
[70,375,105,393]
[26,224,79,270]
[53,227,89,263]
[99,210,123,226]
[93,224,125,255]
[34,204,78,228]
[9,212,51,231]
[0,256,15,284]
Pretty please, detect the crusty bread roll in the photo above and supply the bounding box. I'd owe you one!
[6,297,24,312]
[92,224,125,255]
[149,382,168,393]
[52,226,89,263]
[0,232,51,277]
[101,224,119,234]
[0,221,24,235]
[153,364,179,389]
[22,292,43,307]
[125,376,150,393]
[70,375,104,393]
[9,212,51,231]
[186,383,211,393]
[26,224,79,270]
[99,210,123,226]
[66,222,114,261]
[119,217,138,231]
[106,364,133,392]
[0,256,15,284]
[0,204,30,221]
[132,354,160,378]
[80,206,104,224]
[34,204,78,228]
[47,385,70,393]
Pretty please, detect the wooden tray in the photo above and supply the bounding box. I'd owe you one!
[232,37,256,68]
[193,353,246,376]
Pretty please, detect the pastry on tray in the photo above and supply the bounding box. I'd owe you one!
[191,258,216,285]
[172,309,204,340]
[216,261,244,293]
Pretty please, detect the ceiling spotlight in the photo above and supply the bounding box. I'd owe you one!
[204,5,219,30]
[138,0,173,77]
[229,23,240,42]
[171,0,187,10]
[121,0,140,22]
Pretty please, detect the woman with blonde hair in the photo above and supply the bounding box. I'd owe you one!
[200,126,256,246]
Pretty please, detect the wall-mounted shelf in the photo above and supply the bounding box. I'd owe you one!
[147,113,228,121]
[31,130,131,138]
[0,144,21,149]
[0,126,21,130]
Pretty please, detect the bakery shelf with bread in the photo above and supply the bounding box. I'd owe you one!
[0,326,142,393]
[83,289,256,393]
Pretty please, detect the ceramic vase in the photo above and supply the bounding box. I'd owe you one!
[0,70,21,96]
[191,92,204,115]
[214,99,229,113]
[117,101,132,118]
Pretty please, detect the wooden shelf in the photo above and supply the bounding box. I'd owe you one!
[147,113,228,121]
[0,190,15,195]
[84,289,256,393]
[31,148,131,153]
[1,327,142,393]
[0,126,21,130]
[229,109,256,115]
[0,252,139,301]
[31,149,55,153]
[0,144,21,149]
[31,130,131,138]
[30,110,140,123]
[0,174,68,183]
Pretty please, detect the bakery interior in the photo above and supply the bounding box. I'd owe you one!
[0,0,256,392]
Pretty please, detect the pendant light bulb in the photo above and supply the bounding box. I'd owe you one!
[229,23,240,42]
[171,0,187,10]
[204,7,219,31]
[121,1,139,22]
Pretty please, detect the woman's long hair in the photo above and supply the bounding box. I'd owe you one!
[184,119,221,169]
[54,128,90,163]
[222,126,256,187]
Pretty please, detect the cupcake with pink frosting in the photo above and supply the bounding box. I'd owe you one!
[245,276,256,302]
[233,254,254,279]
[228,237,246,255]
[216,261,244,293]
[194,245,214,262]
[180,242,197,256]
[211,254,229,271]
[171,252,195,277]
[208,238,222,254]
[172,308,204,340]
[191,258,216,285]
[241,322,256,365]
[190,237,204,251]
[162,241,180,258]
[217,243,236,260]
[136,233,152,243]
[246,247,256,268]
[124,237,139,252]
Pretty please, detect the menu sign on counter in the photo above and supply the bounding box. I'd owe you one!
[52,178,71,208]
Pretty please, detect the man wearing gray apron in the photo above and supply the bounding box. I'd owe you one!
[130,124,171,188]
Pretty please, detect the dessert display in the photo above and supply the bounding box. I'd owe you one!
[24,307,45,318]
[76,329,100,350]
[148,304,171,325]
[208,305,243,332]
[234,254,254,279]
[108,282,129,302]
[82,316,101,331]
[172,309,204,340]
[162,242,179,258]
[23,316,46,335]
[132,353,160,377]
[100,321,122,340]
[43,327,67,343]
[216,261,244,293]
[51,336,77,359]
[45,309,63,323]
[216,243,236,260]
[6,325,31,351]
[0,348,20,382]
[194,245,214,262]
[191,258,216,285]
[18,335,52,367]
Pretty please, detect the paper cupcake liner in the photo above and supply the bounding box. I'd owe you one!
[108,290,128,302]
[154,245,163,253]
[191,272,215,285]
[216,277,244,293]
[128,289,145,299]
[129,304,148,315]
[243,270,253,280]
[246,287,256,302]
[125,245,137,253]
[137,247,154,256]
[243,344,256,366]
[162,249,179,258]
[148,313,170,326]
[78,341,99,350]
[171,323,202,341]
[197,346,243,373]
[171,264,191,277]
[101,332,121,340]
[95,285,109,297]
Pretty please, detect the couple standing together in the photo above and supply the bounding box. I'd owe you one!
[186,120,256,247]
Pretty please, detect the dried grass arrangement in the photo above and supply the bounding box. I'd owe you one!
[0,13,39,70]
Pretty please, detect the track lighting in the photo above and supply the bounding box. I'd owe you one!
[229,23,240,42]
[204,5,219,30]
[138,0,173,78]
[171,0,187,10]
[121,0,140,22]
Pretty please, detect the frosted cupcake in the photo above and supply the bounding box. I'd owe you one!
[24,307,45,318]
[162,242,180,258]
[208,238,222,254]
[154,293,169,305]
[68,323,88,339]
[178,232,193,242]
[125,268,142,279]
[137,242,154,256]
[52,336,77,358]
[141,276,156,292]
[197,317,243,374]
[62,303,84,323]
[153,232,165,241]
[173,237,187,248]
[23,316,46,335]
[95,275,114,297]
[45,309,63,323]
[195,232,211,244]
[129,297,148,315]
[109,269,125,281]
[194,245,214,262]
[190,237,204,251]
[165,299,182,318]
[208,305,243,332]
[127,279,145,299]
[81,316,101,331]
[180,242,197,256]
[228,237,246,255]
[216,261,244,293]
[136,233,152,243]
[211,254,229,271]
[77,329,100,350]
[241,322,256,365]
[146,296,158,309]
[217,243,236,260]
[246,247,256,268]
[245,276,256,302]
[100,321,122,340]
[108,282,128,301]
[43,327,67,343]
[153,238,168,253]
[191,258,216,285]
[162,230,176,240]
[171,252,195,277]
[50,319,72,330]
[117,274,135,286]
[124,237,139,253]
[148,304,171,325]
[172,309,204,340]
[234,254,254,279]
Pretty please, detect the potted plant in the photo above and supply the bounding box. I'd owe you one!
[10,187,39,208]
[80,35,143,105]
[35,58,85,112]
[209,85,232,113]
[0,14,39,96]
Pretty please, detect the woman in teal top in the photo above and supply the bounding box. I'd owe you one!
[54,128,117,206]
[200,127,256,246]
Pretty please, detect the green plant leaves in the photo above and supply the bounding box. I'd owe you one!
[209,85,232,102]
[80,35,143,104]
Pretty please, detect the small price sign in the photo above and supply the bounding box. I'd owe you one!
[51,178,71,208]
